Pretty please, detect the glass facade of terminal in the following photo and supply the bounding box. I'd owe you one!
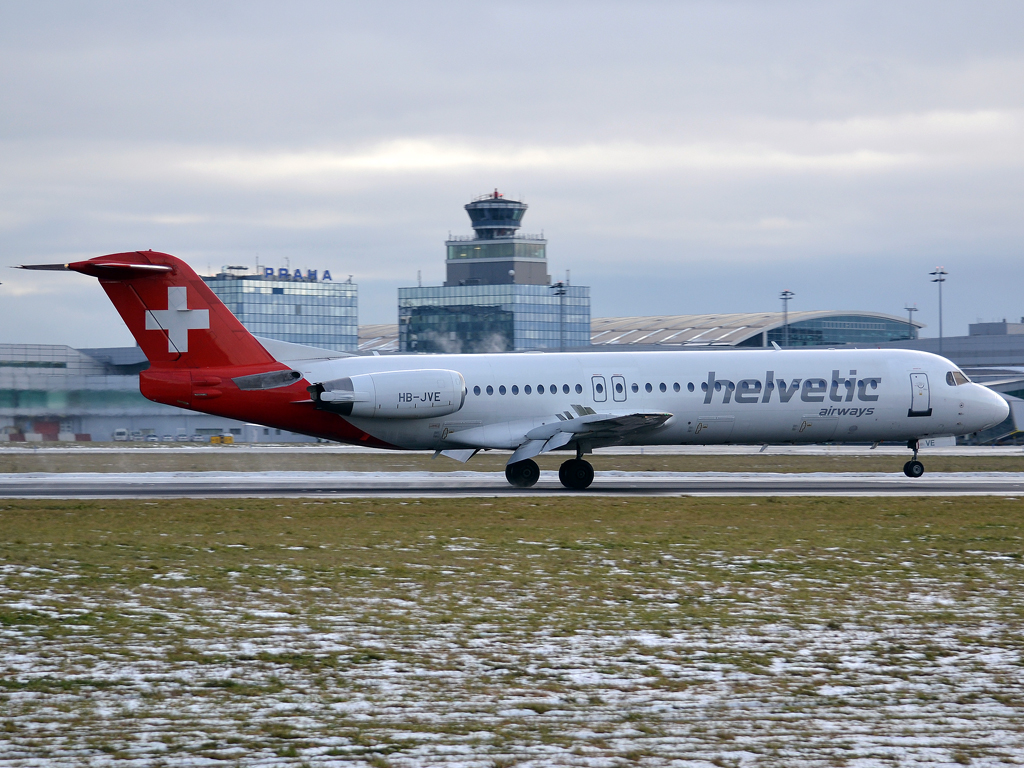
[399,285,590,353]
[766,315,918,347]
[204,275,358,352]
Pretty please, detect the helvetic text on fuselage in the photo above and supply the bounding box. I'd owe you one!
[703,369,879,416]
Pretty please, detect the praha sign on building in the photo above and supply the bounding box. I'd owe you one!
[263,268,333,281]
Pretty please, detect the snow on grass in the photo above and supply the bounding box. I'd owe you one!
[0,496,1022,766]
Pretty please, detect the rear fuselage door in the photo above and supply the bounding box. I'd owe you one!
[592,375,607,403]
[611,374,626,402]
[909,373,932,416]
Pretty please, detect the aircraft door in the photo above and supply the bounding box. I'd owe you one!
[591,375,607,403]
[611,374,627,402]
[909,373,932,417]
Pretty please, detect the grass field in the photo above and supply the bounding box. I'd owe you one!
[1,497,1023,766]
[2,448,1024,475]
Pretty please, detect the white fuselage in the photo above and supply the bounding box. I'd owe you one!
[293,348,1009,452]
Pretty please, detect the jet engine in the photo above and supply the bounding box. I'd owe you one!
[309,369,466,419]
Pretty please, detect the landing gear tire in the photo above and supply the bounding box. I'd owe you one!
[904,439,924,478]
[558,459,594,490]
[505,459,540,488]
[903,460,924,478]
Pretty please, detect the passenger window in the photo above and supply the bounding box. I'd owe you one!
[499,385,506,395]
[659,383,667,393]
[673,382,680,392]
[524,385,532,394]
[645,383,653,393]
[511,385,519,395]
[550,384,556,393]
[486,385,493,395]
[687,382,695,392]
[562,384,570,394]
[575,384,583,394]
[473,386,481,396]
[537,384,545,394]
[631,383,639,393]
[615,381,623,394]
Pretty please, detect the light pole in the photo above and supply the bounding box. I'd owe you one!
[904,304,918,340]
[930,267,947,355]
[780,289,794,347]
[551,281,567,352]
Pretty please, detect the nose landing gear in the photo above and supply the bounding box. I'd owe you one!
[903,439,925,478]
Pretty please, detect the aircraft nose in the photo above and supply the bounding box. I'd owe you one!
[975,387,1010,431]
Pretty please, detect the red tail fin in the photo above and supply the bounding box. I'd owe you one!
[70,251,274,369]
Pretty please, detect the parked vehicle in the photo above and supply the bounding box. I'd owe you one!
[144,434,159,442]
[161,435,174,442]
[112,428,129,442]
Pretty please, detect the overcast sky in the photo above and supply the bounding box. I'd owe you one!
[2,1,1022,347]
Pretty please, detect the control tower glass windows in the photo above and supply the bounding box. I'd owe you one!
[468,208,525,223]
[447,242,546,261]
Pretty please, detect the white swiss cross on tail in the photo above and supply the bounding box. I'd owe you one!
[145,286,210,353]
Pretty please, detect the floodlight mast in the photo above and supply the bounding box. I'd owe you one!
[780,289,795,347]
[904,304,918,341]
[551,280,567,352]
[929,267,948,355]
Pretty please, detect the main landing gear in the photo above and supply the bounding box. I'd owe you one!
[903,439,925,478]
[505,459,540,488]
[558,458,594,490]
[503,454,596,490]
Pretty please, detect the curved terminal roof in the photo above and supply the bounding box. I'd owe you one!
[358,311,922,353]
[589,311,922,347]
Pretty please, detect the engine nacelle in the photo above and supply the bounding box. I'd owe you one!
[309,369,466,419]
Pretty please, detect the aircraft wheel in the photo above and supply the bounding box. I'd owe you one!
[505,459,540,488]
[559,459,594,490]
[903,460,924,478]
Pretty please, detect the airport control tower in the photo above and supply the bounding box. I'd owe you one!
[444,190,550,286]
[398,190,590,353]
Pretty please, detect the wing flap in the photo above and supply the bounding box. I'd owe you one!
[450,410,673,463]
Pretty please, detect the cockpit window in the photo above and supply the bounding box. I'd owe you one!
[946,370,972,386]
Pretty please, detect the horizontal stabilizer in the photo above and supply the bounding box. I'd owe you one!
[72,262,173,278]
[16,263,71,270]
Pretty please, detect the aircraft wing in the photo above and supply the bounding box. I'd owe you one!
[447,408,672,464]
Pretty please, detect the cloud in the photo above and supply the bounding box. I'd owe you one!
[1,2,1023,342]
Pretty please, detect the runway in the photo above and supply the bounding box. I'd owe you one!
[2,470,1023,498]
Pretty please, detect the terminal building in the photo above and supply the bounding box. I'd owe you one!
[0,343,315,443]
[864,319,1024,368]
[203,266,357,352]
[398,191,590,353]
[589,311,921,348]
[360,310,921,353]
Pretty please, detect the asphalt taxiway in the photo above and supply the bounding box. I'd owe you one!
[2,470,1023,498]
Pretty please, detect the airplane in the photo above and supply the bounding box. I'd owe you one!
[20,250,1009,489]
